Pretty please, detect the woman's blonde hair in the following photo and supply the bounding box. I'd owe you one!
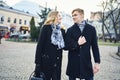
[44,11,59,25]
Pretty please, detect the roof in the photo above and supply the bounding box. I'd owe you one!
[0,5,38,18]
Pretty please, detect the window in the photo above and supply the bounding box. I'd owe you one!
[0,16,4,24]
[7,17,11,23]
[24,20,27,25]
[19,19,22,24]
[14,18,17,23]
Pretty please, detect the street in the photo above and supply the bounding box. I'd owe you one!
[0,39,120,80]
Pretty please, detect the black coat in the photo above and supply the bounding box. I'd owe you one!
[65,23,100,79]
[35,25,65,76]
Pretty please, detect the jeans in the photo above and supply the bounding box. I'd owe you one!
[69,76,94,80]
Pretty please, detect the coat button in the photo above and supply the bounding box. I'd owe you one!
[80,46,82,48]
[54,64,57,67]
[78,54,80,56]
[57,57,59,59]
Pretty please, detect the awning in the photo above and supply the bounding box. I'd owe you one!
[20,26,29,31]
[0,26,8,30]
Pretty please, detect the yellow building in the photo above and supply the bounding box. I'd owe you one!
[0,1,39,35]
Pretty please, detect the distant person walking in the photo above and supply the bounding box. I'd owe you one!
[0,31,3,44]
[4,32,10,40]
[65,8,101,80]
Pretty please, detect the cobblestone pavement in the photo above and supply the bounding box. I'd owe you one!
[0,39,120,80]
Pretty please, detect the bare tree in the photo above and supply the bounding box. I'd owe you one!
[99,0,120,42]
[99,0,111,41]
[108,0,120,42]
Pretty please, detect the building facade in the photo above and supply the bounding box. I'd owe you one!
[12,0,73,29]
[0,1,39,35]
[61,12,73,29]
[89,11,103,37]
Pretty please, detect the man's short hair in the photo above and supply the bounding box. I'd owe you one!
[72,8,84,15]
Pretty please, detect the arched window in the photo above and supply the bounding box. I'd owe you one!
[7,17,11,23]
[14,18,17,23]
[24,20,27,25]
[0,16,4,24]
[19,19,22,24]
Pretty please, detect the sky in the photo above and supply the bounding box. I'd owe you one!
[4,0,103,19]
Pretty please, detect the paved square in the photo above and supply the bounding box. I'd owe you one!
[0,39,120,80]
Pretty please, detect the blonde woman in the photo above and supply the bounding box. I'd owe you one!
[34,11,65,80]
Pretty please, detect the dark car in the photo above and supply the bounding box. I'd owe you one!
[104,33,116,42]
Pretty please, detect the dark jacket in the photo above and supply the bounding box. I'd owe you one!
[0,31,3,39]
[65,23,100,79]
[35,25,65,76]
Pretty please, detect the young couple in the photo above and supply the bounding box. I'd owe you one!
[33,8,100,80]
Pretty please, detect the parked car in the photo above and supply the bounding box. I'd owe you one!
[10,32,19,39]
[10,32,30,40]
[104,33,116,42]
[19,33,30,39]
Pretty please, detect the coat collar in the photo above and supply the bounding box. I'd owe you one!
[73,22,88,34]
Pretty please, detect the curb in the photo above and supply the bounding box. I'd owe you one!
[109,52,120,60]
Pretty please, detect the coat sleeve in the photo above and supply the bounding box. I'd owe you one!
[65,28,79,50]
[91,27,100,63]
[35,26,47,64]
[61,29,67,50]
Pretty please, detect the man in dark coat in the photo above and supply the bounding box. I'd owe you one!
[0,31,3,44]
[65,8,101,80]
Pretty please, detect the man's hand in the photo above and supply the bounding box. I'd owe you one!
[78,36,86,45]
[93,63,100,74]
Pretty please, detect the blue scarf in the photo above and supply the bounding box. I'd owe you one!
[78,20,86,32]
[51,24,65,49]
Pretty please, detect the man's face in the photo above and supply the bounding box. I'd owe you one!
[72,11,83,23]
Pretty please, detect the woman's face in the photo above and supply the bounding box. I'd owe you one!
[56,13,62,24]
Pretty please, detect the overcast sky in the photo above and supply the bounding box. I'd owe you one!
[4,0,103,19]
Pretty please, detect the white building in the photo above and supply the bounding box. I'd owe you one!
[0,1,39,35]
[13,0,73,29]
[61,12,73,29]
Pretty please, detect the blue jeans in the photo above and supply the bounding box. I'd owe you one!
[69,76,94,80]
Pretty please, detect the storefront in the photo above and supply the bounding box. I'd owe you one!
[20,26,29,34]
[0,26,8,30]
[0,26,8,36]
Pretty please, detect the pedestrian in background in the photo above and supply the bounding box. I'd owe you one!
[34,10,66,80]
[65,8,101,80]
[0,31,3,44]
[4,32,10,40]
